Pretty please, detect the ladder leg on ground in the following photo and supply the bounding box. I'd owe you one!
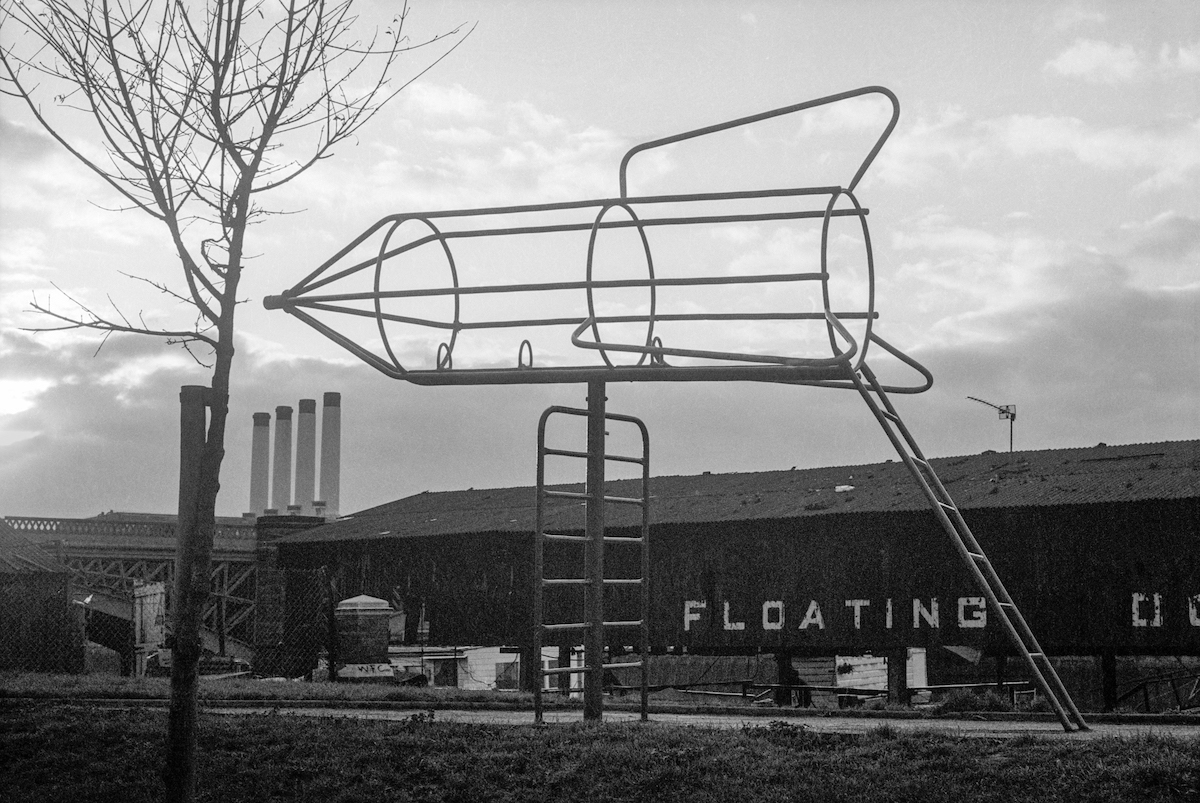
[851,363,1089,732]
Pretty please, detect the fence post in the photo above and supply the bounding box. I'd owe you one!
[164,384,211,802]
[1101,651,1117,711]
[887,647,909,705]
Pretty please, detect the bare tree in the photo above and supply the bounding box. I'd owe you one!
[0,1,468,798]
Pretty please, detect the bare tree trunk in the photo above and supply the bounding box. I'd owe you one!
[164,341,232,801]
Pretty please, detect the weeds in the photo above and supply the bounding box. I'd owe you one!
[4,703,1200,802]
[0,671,566,708]
[868,721,901,740]
[934,688,1014,713]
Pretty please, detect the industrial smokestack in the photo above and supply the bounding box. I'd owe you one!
[320,392,341,519]
[295,399,317,515]
[248,411,271,516]
[271,405,293,514]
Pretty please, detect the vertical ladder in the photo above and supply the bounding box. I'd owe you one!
[852,362,1089,732]
[533,390,651,723]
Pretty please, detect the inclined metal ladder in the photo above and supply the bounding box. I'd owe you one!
[533,391,651,724]
[852,362,1089,732]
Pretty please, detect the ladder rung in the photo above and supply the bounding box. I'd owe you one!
[540,448,644,466]
[542,665,590,676]
[603,620,643,628]
[601,661,643,671]
[882,410,901,423]
[968,552,987,562]
[542,622,589,631]
[938,502,957,512]
[544,533,587,542]
[544,490,588,500]
[999,602,1016,608]
[543,578,589,586]
[603,536,644,544]
[543,447,588,459]
[603,578,642,586]
[541,490,645,505]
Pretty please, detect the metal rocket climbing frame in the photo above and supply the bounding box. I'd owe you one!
[264,86,1088,731]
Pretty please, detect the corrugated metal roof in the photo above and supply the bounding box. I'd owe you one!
[0,518,70,573]
[281,440,1199,545]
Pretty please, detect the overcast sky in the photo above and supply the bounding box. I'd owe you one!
[1,1,1197,520]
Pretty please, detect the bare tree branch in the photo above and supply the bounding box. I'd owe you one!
[25,284,219,349]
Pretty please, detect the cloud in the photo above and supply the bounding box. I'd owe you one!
[866,102,1200,192]
[1158,41,1200,75]
[0,331,201,516]
[880,194,1195,365]
[400,82,489,119]
[1053,8,1107,30]
[1122,212,1200,262]
[269,83,627,218]
[0,117,57,163]
[1046,39,1144,83]
[889,218,1076,348]
[873,107,987,186]
[987,114,1200,190]
[426,125,495,147]
[1047,38,1200,83]
[0,377,53,416]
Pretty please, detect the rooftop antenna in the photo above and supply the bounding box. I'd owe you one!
[968,396,1016,453]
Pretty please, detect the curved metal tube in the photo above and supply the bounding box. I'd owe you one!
[569,308,859,369]
[618,86,899,197]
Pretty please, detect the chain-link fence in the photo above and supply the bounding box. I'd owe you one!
[252,566,332,679]
[0,572,86,673]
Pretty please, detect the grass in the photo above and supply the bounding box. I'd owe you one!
[0,673,1051,713]
[3,701,1200,802]
[0,671,567,707]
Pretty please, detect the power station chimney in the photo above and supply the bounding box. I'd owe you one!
[248,411,271,516]
[295,399,317,515]
[320,392,341,519]
[271,405,293,514]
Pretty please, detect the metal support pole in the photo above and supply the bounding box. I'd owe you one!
[584,379,606,721]
[558,646,572,696]
[218,572,227,657]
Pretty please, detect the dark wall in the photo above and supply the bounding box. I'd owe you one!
[0,573,85,673]
[654,499,1200,655]
[278,497,1200,656]
[280,531,533,647]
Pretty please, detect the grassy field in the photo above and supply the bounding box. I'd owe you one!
[3,700,1200,802]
